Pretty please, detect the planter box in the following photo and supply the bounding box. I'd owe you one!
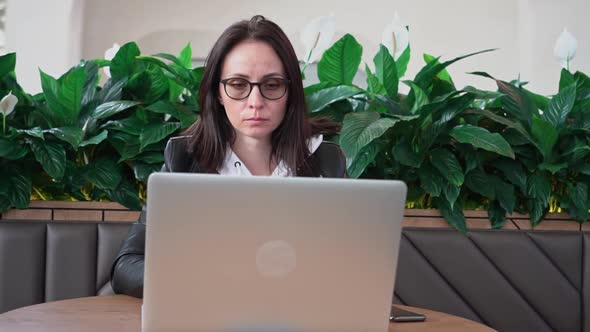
[0,201,141,222]
[1,201,584,230]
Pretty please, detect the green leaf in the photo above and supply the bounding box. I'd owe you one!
[494,159,527,193]
[559,69,575,92]
[29,140,66,180]
[418,162,444,197]
[568,182,589,222]
[347,141,382,178]
[106,180,141,211]
[527,172,551,203]
[414,49,495,89]
[496,80,536,128]
[306,85,362,113]
[339,111,397,163]
[365,65,386,95]
[16,128,45,140]
[110,42,141,79]
[178,42,192,68]
[494,178,515,213]
[423,53,453,84]
[396,46,410,78]
[437,197,467,233]
[373,44,398,99]
[139,122,180,151]
[393,138,422,167]
[531,116,558,159]
[538,162,567,174]
[109,132,141,160]
[543,84,576,127]
[430,148,464,185]
[488,202,507,229]
[92,100,141,120]
[0,53,17,77]
[59,67,86,124]
[465,169,495,199]
[100,78,128,103]
[443,183,461,209]
[46,127,83,149]
[39,70,67,125]
[529,198,547,227]
[317,34,363,85]
[84,159,122,190]
[6,170,31,209]
[79,130,108,147]
[0,138,28,160]
[133,161,162,182]
[407,82,429,114]
[449,125,514,158]
[146,100,197,128]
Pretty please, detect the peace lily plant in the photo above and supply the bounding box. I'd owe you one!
[554,28,577,70]
[0,22,588,231]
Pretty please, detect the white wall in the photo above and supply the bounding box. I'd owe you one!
[6,0,590,95]
[5,0,84,93]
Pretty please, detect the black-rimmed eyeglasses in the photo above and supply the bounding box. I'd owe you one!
[220,77,290,100]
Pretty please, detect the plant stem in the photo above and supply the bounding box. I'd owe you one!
[2,114,5,135]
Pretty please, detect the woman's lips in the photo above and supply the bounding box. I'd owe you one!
[245,117,268,122]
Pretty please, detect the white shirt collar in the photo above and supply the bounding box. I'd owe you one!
[217,135,323,177]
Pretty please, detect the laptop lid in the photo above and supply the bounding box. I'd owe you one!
[143,173,407,332]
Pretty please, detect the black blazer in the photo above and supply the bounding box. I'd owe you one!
[110,136,347,298]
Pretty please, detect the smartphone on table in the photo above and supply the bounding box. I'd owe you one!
[390,305,426,322]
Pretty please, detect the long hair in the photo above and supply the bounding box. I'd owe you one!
[183,15,338,176]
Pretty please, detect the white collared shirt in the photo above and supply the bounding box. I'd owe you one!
[217,135,324,176]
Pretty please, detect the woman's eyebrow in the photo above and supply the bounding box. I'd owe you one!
[225,72,285,79]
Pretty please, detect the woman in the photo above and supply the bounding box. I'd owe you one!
[110,15,346,298]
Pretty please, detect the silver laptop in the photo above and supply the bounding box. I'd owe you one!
[142,173,407,332]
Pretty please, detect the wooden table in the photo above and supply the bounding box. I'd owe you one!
[0,295,496,332]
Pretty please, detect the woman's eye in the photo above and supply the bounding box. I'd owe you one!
[229,83,248,90]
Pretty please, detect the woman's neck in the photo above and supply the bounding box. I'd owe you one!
[231,136,275,176]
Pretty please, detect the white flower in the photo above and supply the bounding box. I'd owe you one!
[300,15,336,64]
[381,11,409,59]
[103,43,121,78]
[554,28,577,70]
[0,91,17,116]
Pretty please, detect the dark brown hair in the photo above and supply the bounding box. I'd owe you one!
[183,15,338,176]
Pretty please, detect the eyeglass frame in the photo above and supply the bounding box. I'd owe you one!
[219,77,291,100]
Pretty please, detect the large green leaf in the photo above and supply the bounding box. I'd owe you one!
[531,116,558,159]
[430,148,464,185]
[178,43,192,68]
[5,169,31,209]
[418,162,444,197]
[46,127,84,149]
[373,45,398,99]
[493,159,527,193]
[133,161,162,182]
[0,53,16,77]
[414,49,494,89]
[437,197,467,233]
[543,84,576,127]
[443,183,461,209]
[339,111,397,162]
[346,141,382,178]
[488,202,507,229]
[407,82,429,114]
[527,172,551,203]
[29,140,66,180]
[396,46,411,78]
[39,70,67,125]
[146,100,198,128]
[0,138,28,160]
[106,180,142,211]
[567,182,589,222]
[317,34,363,85]
[100,78,128,103]
[494,178,516,213]
[109,132,141,161]
[92,101,141,120]
[393,138,422,167]
[59,67,86,124]
[465,169,495,199]
[110,42,141,79]
[449,125,514,158]
[84,159,122,190]
[79,130,108,147]
[306,85,362,113]
[365,65,386,95]
[467,109,534,145]
[559,69,575,92]
[139,122,181,151]
[423,53,453,84]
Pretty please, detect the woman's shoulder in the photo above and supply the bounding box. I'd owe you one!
[163,135,199,172]
[311,141,347,178]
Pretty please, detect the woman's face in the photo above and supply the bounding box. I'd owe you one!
[218,40,288,142]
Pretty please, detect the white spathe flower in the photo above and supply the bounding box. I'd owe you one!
[103,43,121,78]
[300,15,336,64]
[381,11,409,59]
[0,91,17,116]
[554,28,577,70]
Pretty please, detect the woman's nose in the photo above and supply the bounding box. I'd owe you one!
[247,85,264,108]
